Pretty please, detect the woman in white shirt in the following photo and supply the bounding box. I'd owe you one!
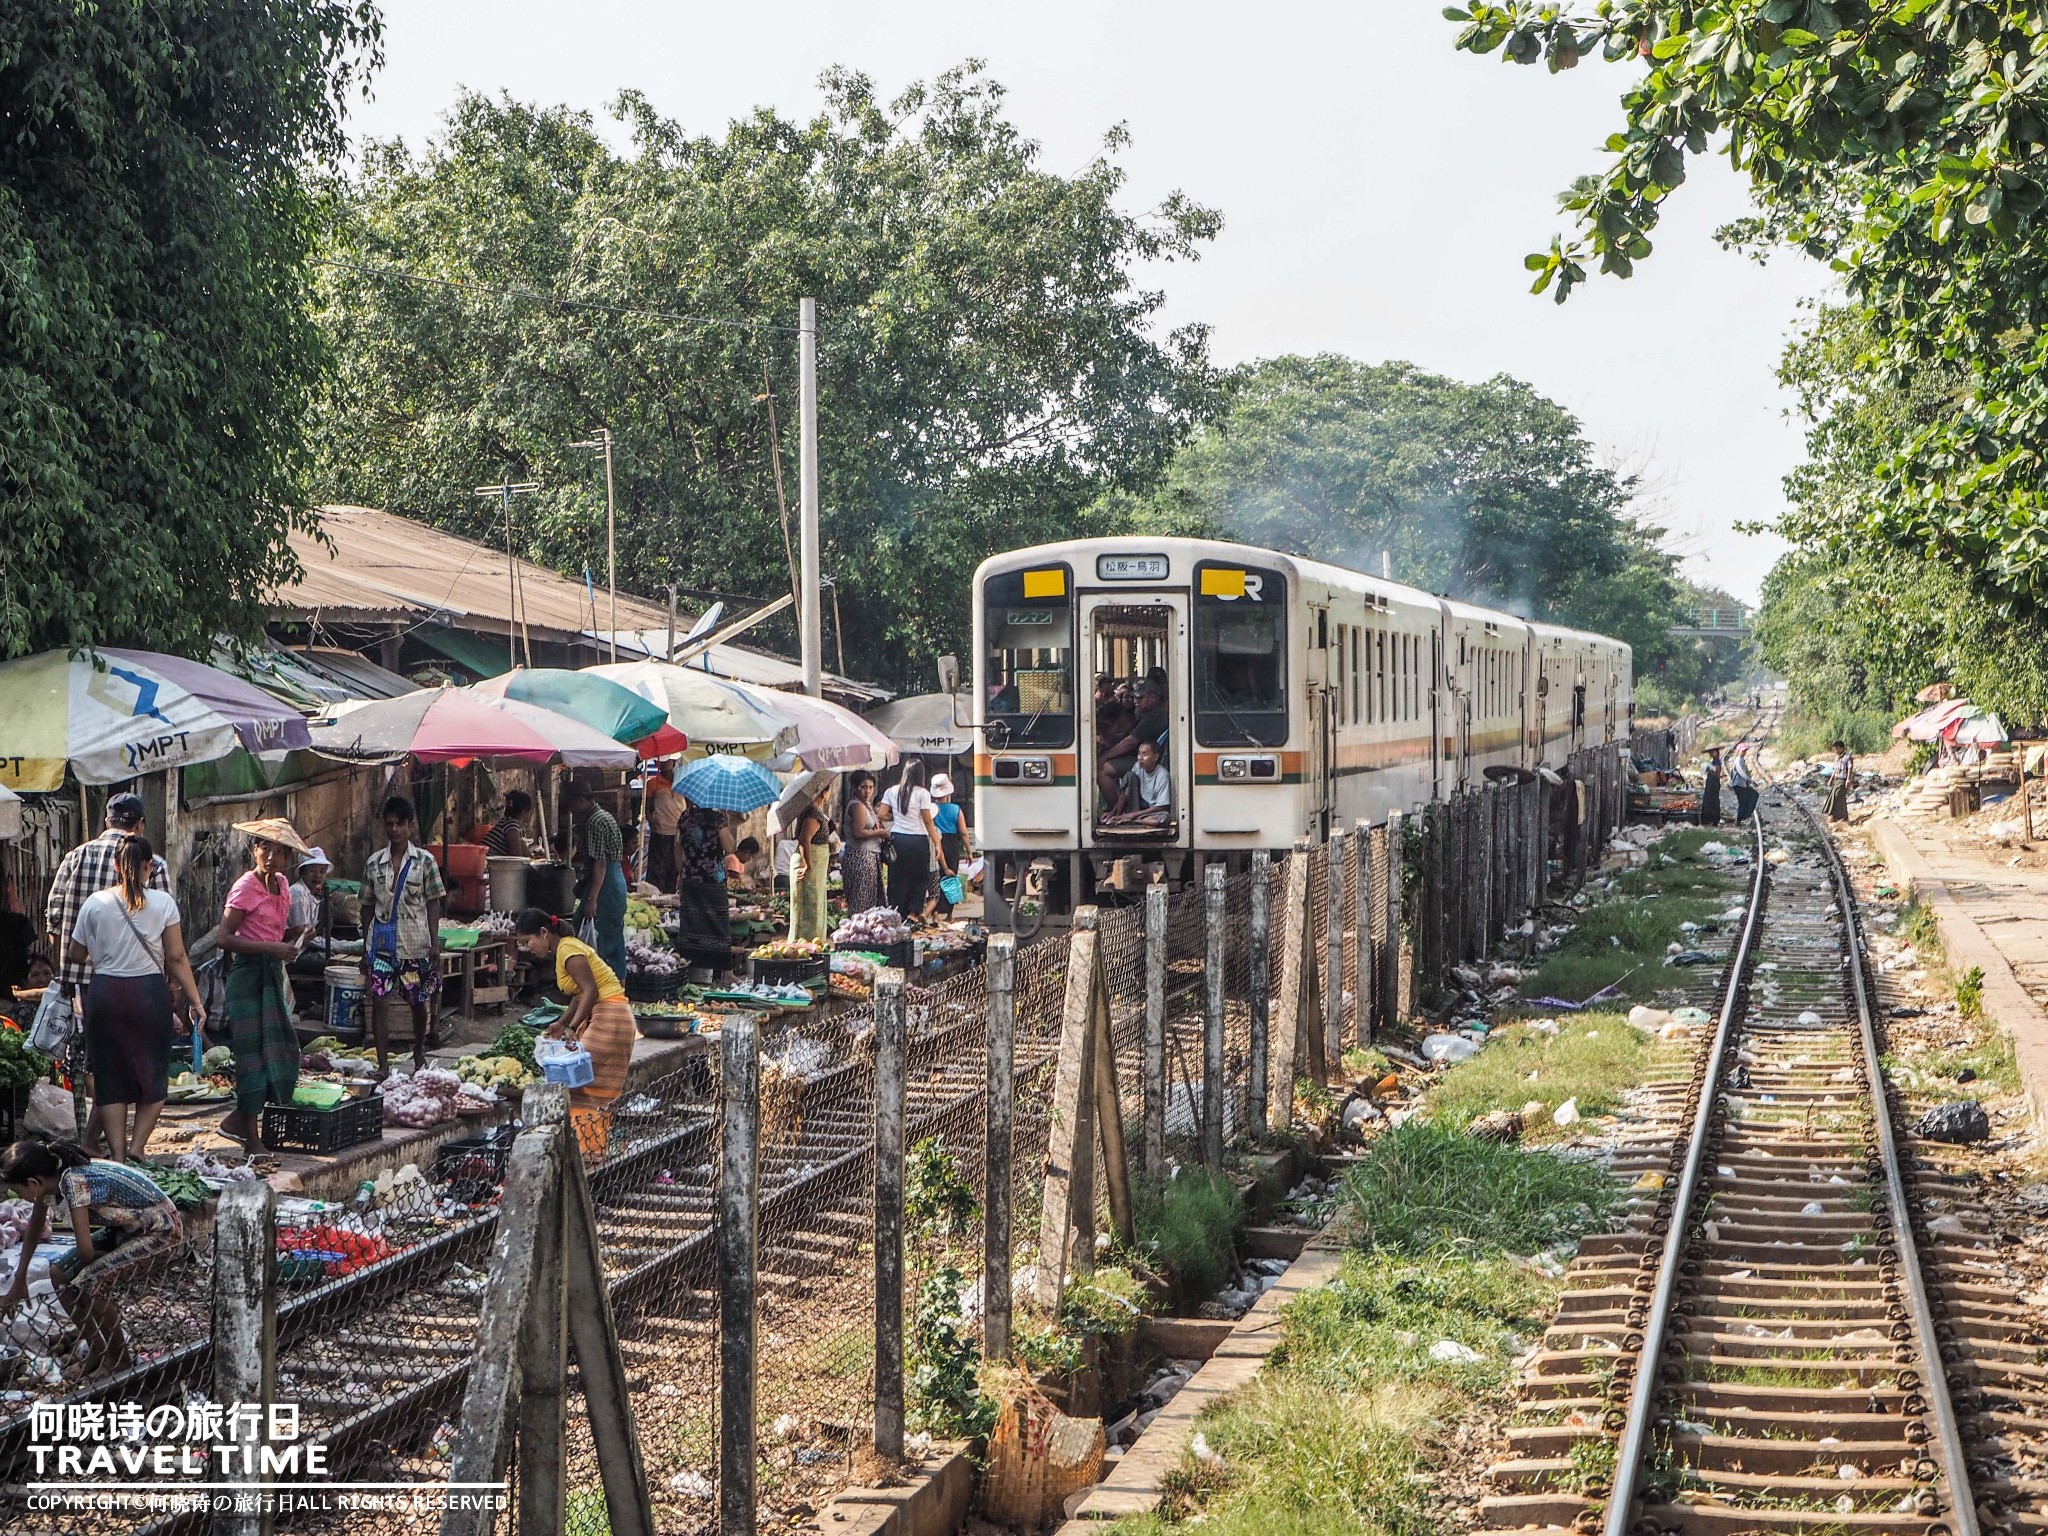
[66,836,205,1162]
[880,761,944,920]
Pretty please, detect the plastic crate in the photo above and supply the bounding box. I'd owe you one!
[260,1093,384,1155]
[435,1128,513,1199]
[623,971,687,1002]
[748,954,827,987]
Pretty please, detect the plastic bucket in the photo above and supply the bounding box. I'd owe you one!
[488,856,528,912]
[324,964,364,1035]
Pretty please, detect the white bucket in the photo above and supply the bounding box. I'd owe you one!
[488,857,528,913]
[324,963,365,1035]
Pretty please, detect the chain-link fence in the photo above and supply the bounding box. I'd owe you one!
[0,741,1638,1534]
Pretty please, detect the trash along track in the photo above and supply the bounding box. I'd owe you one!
[1478,790,2036,1536]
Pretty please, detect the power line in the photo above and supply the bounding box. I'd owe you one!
[313,257,799,336]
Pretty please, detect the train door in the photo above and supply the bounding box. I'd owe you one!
[1079,589,1188,849]
[1429,627,1444,799]
[1455,629,1474,789]
[1306,604,1332,839]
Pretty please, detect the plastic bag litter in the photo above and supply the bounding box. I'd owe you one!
[1700,841,1727,855]
[1672,1007,1711,1025]
[1421,1033,1480,1065]
[1796,1010,1824,1027]
[1552,1097,1580,1126]
[1428,1339,1482,1364]
[1628,1006,1673,1031]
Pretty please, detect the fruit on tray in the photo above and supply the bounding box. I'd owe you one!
[828,973,871,1001]
[750,939,823,961]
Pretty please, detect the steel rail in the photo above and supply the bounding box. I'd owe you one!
[1601,807,1769,1536]
[1803,793,1981,1536]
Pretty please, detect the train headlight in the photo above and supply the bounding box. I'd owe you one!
[993,757,1052,783]
[1218,756,1278,781]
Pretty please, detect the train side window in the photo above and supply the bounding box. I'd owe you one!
[1193,560,1288,748]
[1343,626,1359,729]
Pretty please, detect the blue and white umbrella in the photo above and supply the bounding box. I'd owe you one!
[673,753,782,814]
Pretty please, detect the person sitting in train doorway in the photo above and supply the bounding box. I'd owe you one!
[1104,739,1172,826]
[1096,677,1171,814]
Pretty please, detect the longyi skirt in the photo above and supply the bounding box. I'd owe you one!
[86,973,174,1104]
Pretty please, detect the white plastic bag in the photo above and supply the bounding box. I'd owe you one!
[27,987,71,1058]
[22,1084,75,1139]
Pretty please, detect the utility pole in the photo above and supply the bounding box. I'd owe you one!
[473,481,541,671]
[572,430,619,661]
[799,298,822,698]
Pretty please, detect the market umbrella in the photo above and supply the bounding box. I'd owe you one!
[865,692,974,757]
[768,769,836,836]
[717,677,899,772]
[305,686,637,768]
[469,668,688,756]
[0,785,20,841]
[673,754,782,814]
[0,647,313,792]
[588,661,797,761]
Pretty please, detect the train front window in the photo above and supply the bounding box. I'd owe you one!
[983,566,1074,748]
[1193,561,1287,747]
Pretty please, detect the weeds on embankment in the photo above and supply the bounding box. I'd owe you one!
[1109,1119,1627,1536]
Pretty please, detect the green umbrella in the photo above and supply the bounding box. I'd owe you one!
[468,668,685,754]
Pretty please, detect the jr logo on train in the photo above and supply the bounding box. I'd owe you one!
[970,537,1632,925]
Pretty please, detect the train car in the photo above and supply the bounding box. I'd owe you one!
[1527,623,1633,770]
[1444,601,1532,790]
[972,535,1631,920]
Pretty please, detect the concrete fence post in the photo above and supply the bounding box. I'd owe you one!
[1323,826,1347,1073]
[1142,882,1168,1181]
[1248,850,1271,1134]
[873,967,907,1459]
[720,1013,760,1536]
[212,1181,276,1536]
[984,935,1015,1362]
[1203,862,1226,1167]
[1385,809,1405,1027]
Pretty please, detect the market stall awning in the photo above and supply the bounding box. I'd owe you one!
[587,662,796,761]
[470,668,686,756]
[717,677,898,772]
[1893,699,1972,741]
[305,686,637,768]
[865,692,974,757]
[0,648,313,792]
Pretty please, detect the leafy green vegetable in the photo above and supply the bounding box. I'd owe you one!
[491,1024,540,1072]
[0,1028,54,1091]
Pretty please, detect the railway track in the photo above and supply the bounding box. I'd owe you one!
[1479,786,2046,1536]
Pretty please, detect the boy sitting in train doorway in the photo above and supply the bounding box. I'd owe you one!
[1105,739,1172,825]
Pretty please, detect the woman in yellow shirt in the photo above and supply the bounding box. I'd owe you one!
[514,909,635,1160]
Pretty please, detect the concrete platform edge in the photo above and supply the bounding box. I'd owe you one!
[1866,817,2048,1130]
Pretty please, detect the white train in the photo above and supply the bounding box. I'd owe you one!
[971,536,1631,919]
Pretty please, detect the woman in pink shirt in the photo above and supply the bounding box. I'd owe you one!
[217,819,311,1154]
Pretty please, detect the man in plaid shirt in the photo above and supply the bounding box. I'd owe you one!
[45,795,170,989]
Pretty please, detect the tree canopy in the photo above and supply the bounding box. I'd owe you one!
[1106,354,1732,695]
[0,0,381,659]
[1447,1,2048,620]
[308,68,1219,689]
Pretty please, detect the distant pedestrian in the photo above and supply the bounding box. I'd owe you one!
[1699,747,1723,826]
[1826,740,1853,821]
[1729,744,1759,822]
[573,784,628,982]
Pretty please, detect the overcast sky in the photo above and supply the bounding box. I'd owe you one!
[347,0,1834,605]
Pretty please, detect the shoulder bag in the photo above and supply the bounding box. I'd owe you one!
[369,854,412,962]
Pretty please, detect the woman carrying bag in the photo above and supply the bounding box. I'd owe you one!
[217,819,312,1155]
[881,761,943,920]
[66,836,204,1163]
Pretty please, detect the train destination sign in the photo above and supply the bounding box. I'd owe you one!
[1096,553,1168,581]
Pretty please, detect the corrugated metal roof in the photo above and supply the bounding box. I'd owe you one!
[275,505,887,703]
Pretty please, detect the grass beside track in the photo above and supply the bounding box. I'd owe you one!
[1107,1123,1627,1536]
